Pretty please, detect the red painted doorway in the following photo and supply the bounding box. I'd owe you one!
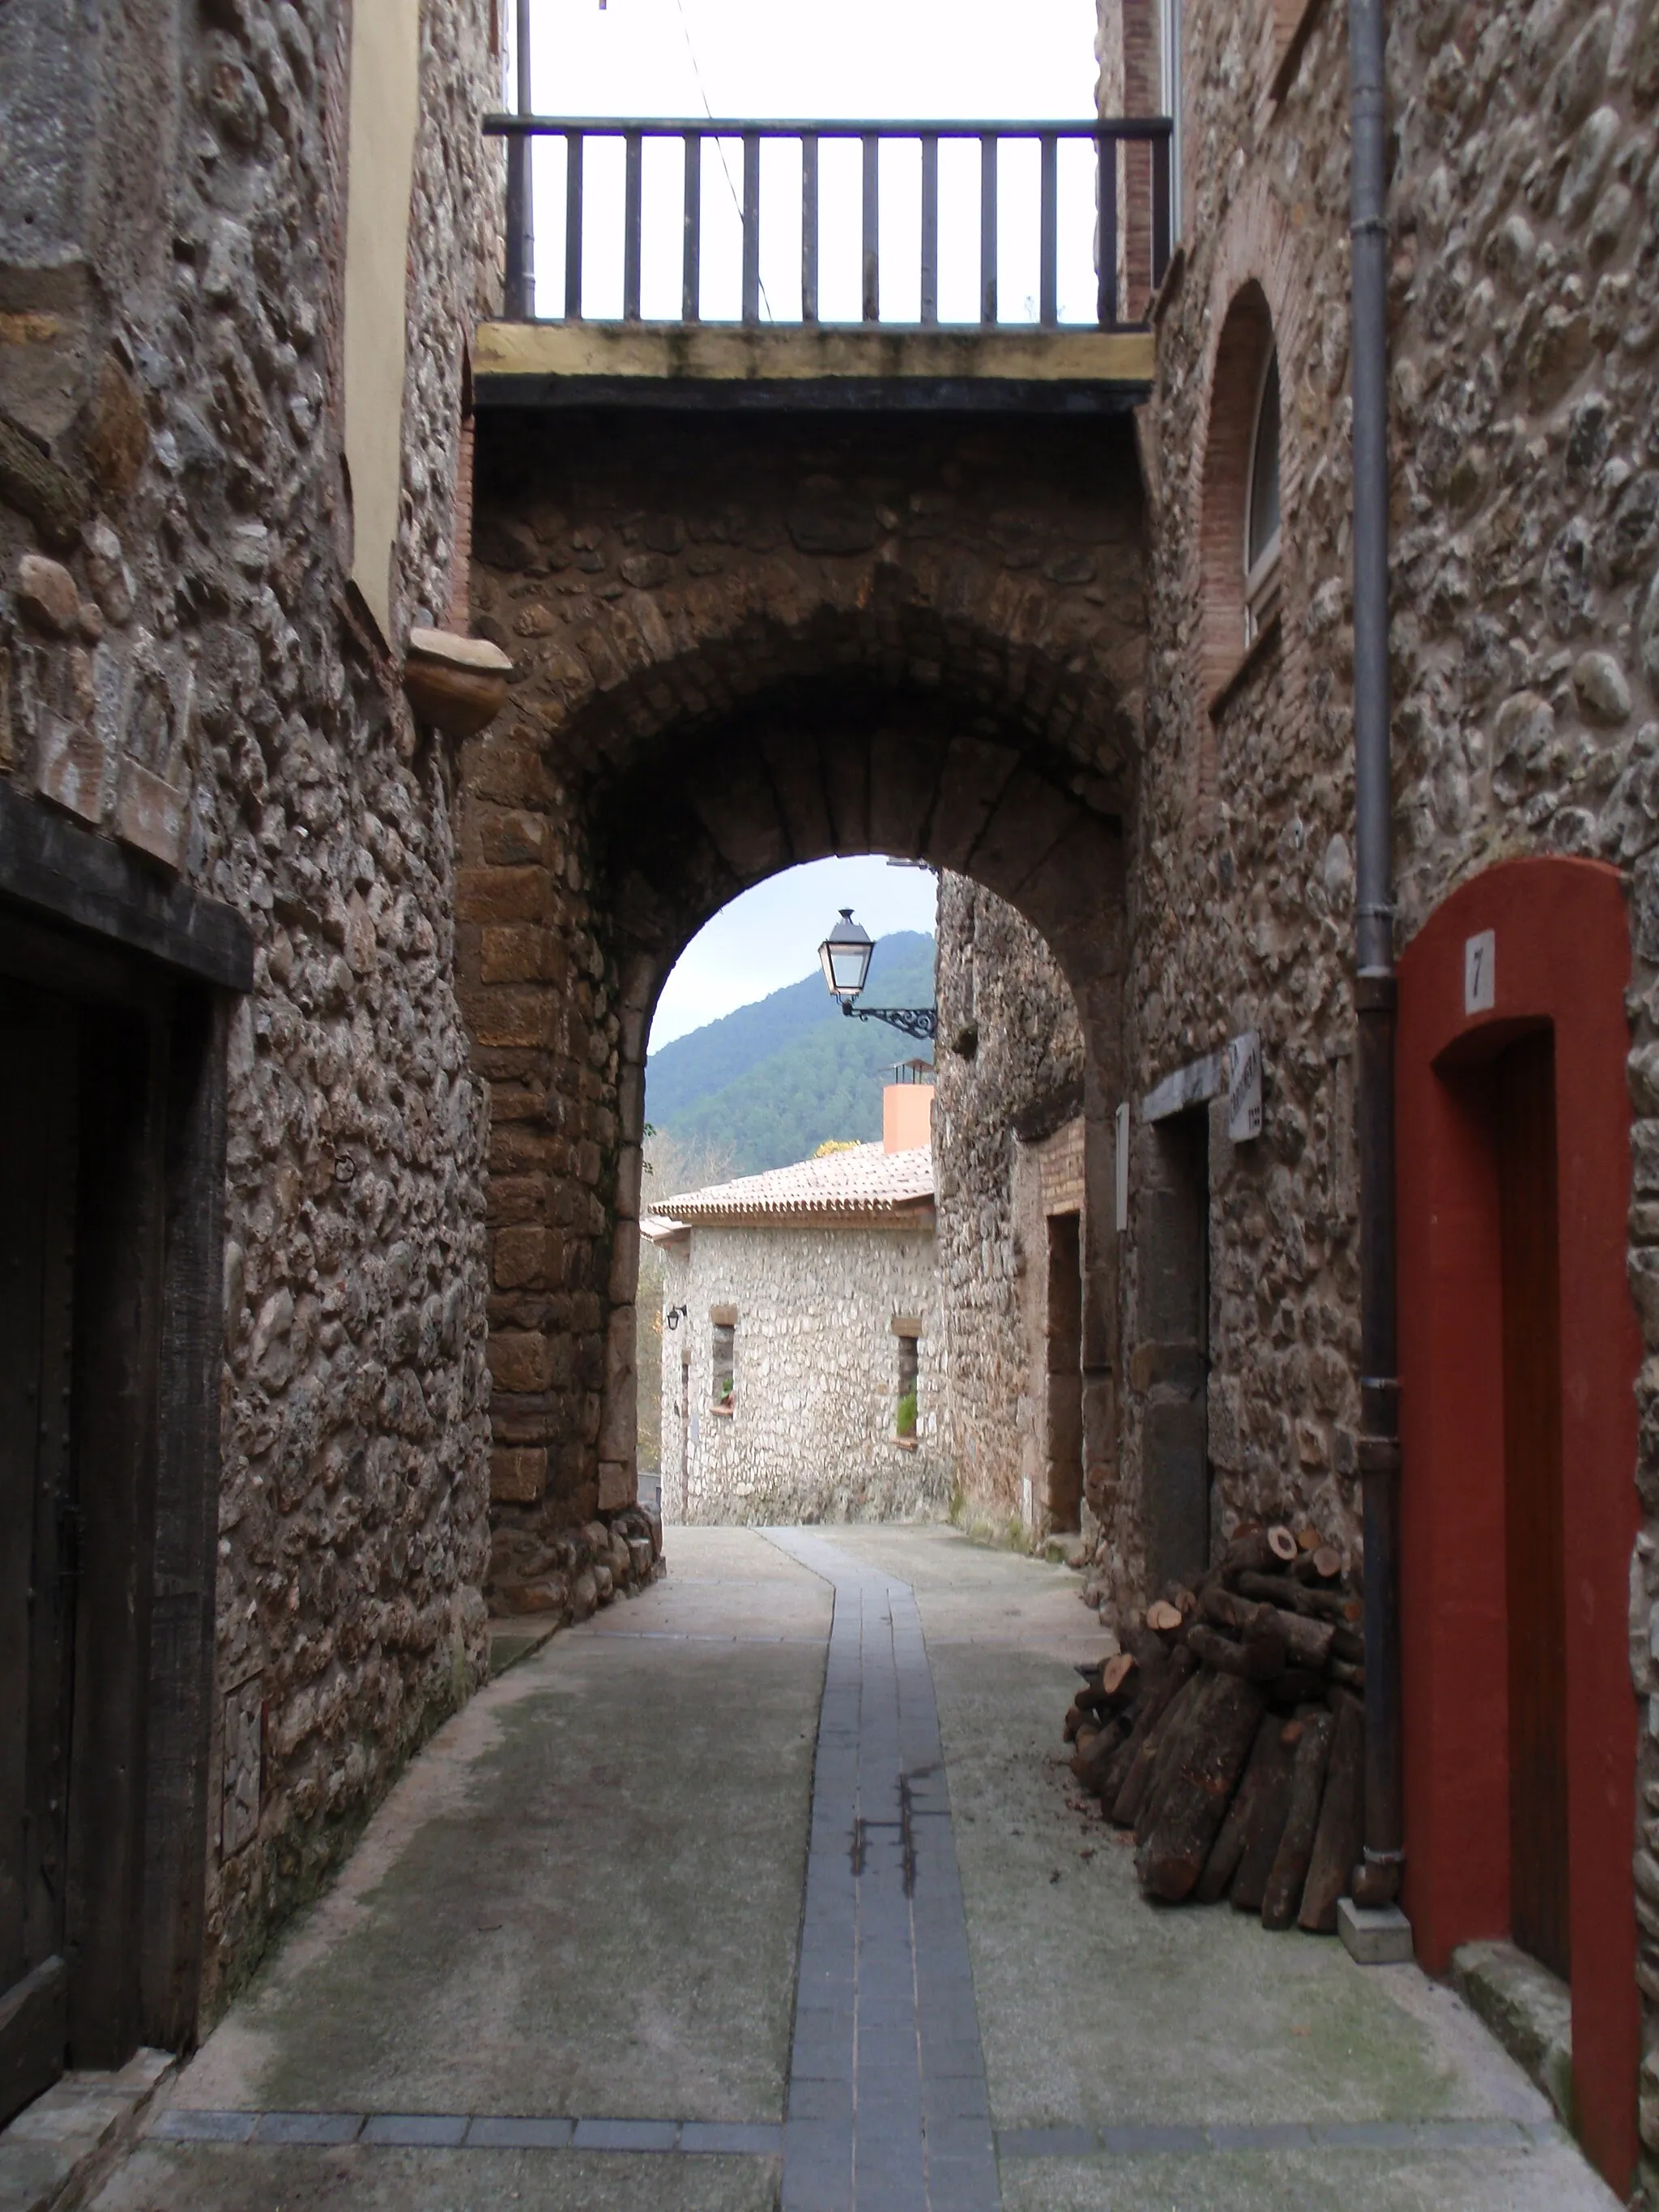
[1396,856,1640,2193]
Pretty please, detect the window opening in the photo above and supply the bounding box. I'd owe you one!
[711,1319,735,1409]
[1243,347,1282,646]
[896,1331,919,1438]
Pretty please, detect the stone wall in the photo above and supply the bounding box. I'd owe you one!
[659,1219,947,1525]
[933,870,1086,1530]
[1,0,500,2013]
[1114,0,1659,2180]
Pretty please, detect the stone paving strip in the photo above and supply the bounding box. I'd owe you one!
[149,2104,1566,2161]
[765,1528,1002,2212]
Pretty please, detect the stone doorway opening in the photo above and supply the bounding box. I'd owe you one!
[1133,1105,1211,1595]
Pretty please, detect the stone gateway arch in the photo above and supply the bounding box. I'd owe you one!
[459,406,1147,1565]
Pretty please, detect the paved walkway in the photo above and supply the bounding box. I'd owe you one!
[93,1525,1620,2212]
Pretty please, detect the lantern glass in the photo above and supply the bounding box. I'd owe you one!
[818,907,874,1001]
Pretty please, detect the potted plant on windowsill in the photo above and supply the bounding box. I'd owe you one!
[895,1388,918,1448]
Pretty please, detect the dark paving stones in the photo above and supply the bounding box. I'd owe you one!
[765,1531,1000,2212]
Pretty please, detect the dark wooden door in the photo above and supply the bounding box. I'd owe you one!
[1496,1029,1570,1982]
[1045,1211,1084,1532]
[0,981,79,2126]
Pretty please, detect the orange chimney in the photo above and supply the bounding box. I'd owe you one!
[883,1082,934,1153]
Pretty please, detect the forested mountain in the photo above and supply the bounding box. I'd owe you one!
[645,932,936,1180]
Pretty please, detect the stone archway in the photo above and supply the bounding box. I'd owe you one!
[457,405,1149,1576]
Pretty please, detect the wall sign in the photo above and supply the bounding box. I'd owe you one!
[1464,928,1495,1015]
[1226,1030,1263,1143]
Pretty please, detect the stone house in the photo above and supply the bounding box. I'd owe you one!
[0,0,640,2118]
[1068,0,1659,2187]
[649,1096,945,1526]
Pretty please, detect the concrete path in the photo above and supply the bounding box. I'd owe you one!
[93,1524,1620,2212]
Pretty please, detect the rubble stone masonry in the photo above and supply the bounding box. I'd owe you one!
[1118,0,1659,2177]
[1,0,497,2010]
[934,871,1085,1528]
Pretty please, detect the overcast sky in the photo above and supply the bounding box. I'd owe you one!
[520,0,1101,322]
[528,0,1090,1049]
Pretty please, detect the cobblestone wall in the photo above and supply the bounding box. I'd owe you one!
[1116,0,1659,2179]
[933,871,1086,1528]
[1,0,499,2009]
[658,1220,947,1524]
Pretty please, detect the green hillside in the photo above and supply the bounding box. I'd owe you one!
[646,932,936,1179]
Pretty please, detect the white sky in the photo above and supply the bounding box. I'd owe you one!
[649,858,938,1048]
[518,0,1101,323]
[528,0,1088,1049]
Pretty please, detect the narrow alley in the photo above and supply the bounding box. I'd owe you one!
[92,1531,1616,2212]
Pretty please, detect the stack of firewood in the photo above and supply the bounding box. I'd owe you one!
[1063,1524,1366,1933]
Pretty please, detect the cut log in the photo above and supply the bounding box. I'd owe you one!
[1213,1530,1277,1588]
[1200,1582,1256,1632]
[1329,1624,1365,1666]
[1296,1527,1321,1553]
[1137,1676,1267,1901]
[1196,1711,1287,1903]
[1236,1571,1350,1622]
[1270,1609,1337,1669]
[1146,1599,1184,1634]
[1136,1669,1218,1844]
[1102,1652,1137,1698]
[1185,1617,1286,1682]
[1298,1697,1364,1932]
[1229,1719,1302,1913]
[1267,1524,1299,1562]
[1309,1545,1343,1582]
[1072,1717,1129,1796]
[1327,1658,1366,1692]
[1113,1656,1202,1830]
[1103,1643,1197,1822]
[1260,1709,1336,1929]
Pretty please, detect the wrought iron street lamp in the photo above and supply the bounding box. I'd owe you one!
[817,908,937,1043]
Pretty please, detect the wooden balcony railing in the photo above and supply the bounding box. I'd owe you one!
[484,116,1172,334]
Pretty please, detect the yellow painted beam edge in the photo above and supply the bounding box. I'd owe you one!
[475,319,1155,385]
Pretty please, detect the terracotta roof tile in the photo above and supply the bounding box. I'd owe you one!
[655,1143,934,1224]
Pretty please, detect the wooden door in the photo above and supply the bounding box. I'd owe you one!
[0,981,79,2126]
[1496,1029,1570,1981]
[1045,1212,1084,1532]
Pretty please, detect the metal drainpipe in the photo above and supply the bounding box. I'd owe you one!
[503,0,535,318]
[1348,0,1405,1913]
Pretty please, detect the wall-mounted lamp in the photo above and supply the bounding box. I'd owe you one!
[817,908,936,1043]
[665,1303,689,1331]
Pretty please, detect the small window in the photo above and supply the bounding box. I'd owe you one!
[711,1320,735,1410]
[1244,348,1282,646]
[896,1332,919,1439]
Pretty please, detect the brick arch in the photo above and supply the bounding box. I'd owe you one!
[1179,175,1316,833]
[458,407,1149,1557]
[1197,281,1277,702]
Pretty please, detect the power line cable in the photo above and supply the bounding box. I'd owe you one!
[672,0,774,319]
